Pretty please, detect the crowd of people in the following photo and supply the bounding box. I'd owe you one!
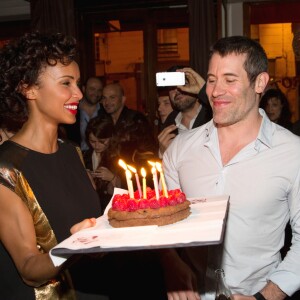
[1,30,300,300]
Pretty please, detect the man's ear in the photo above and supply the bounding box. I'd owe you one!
[255,72,269,94]
[122,96,126,105]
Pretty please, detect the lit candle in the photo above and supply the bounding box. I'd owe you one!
[141,168,147,199]
[148,160,155,168]
[126,169,134,199]
[151,166,160,200]
[128,165,142,199]
[118,159,127,170]
[156,162,169,197]
[118,159,132,197]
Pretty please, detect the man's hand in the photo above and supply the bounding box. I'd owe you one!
[231,280,287,300]
[259,280,287,300]
[177,67,205,95]
[158,124,178,155]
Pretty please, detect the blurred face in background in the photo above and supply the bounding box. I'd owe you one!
[88,132,110,154]
[83,78,103,105]
[102,84,125,116]
[158,95,173,123]
[169,88,198,112]
[264,97,283,123]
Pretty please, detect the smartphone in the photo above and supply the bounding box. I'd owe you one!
[156,72,185,87]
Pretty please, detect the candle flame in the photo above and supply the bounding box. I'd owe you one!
[148,160,156,167]
[118,159,127,170]
[141,167,146,177]
[125,169,132,179]
[127,165,137,173]
[156,162,162,172]
[151,166,156,175]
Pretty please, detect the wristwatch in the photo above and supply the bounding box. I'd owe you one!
[253,292,267,300]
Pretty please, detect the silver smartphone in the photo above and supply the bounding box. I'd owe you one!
[156,72,185,86]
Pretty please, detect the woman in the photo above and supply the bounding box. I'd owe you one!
[0,32,101,299]
[156,87,176,133]
[260,88,293,130]
[158,95,173,126]
[84,117,121,213]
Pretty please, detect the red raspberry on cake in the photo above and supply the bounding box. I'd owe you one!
[108,188,191,227]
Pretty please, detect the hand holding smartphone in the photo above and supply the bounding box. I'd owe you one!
[156,72,185,87]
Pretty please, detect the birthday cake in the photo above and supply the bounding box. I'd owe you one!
[107,188,191,228]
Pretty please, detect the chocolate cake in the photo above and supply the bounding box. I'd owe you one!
[108,188,191,228]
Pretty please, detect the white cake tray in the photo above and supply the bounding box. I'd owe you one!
[50,190,229,266]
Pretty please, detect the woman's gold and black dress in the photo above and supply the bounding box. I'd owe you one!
[0,140,101,300]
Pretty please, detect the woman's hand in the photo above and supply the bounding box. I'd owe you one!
[93,167,115,181]
[70,218,97,234]
[160,249,200,300]
[165,260,200,300]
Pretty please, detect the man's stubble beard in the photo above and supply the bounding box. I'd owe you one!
[172,96,198,112]
[85,95,100,106]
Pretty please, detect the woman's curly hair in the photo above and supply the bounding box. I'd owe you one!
[0,31,77,127]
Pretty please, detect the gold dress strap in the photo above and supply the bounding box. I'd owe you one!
[75,146,85,167]
[0,167,76,300]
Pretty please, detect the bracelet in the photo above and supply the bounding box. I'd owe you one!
[253,292,266,300]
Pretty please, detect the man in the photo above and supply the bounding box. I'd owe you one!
[162,36,300,300]
[64,76,103,152]
[158,66,212,156]
[100,82,158,162]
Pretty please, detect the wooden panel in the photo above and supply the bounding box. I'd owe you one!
[0,0,30,21]
[250,1,300,24]
[75,0,187,10]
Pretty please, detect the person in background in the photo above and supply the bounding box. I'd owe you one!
[0,31,105,299]
[84,117,121,214]
[162,36,300,300]
[260,88,293,130]
[260,88,296,261]
[107,116,158,191]
[157,65,212,156]
[156,87,176,133]
[63,76,104,153]
[100,82,158,164]
[293,119,300,136]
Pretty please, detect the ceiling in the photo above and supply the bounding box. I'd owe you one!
[0,0,294,23]
[0,0,30,22]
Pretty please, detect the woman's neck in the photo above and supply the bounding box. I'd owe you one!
[11,121,59,154]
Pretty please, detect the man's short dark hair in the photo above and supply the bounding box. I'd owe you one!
[166,65,188,72]
[209,36,268,86]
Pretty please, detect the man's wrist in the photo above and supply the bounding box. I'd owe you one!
[253,292,266,300]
